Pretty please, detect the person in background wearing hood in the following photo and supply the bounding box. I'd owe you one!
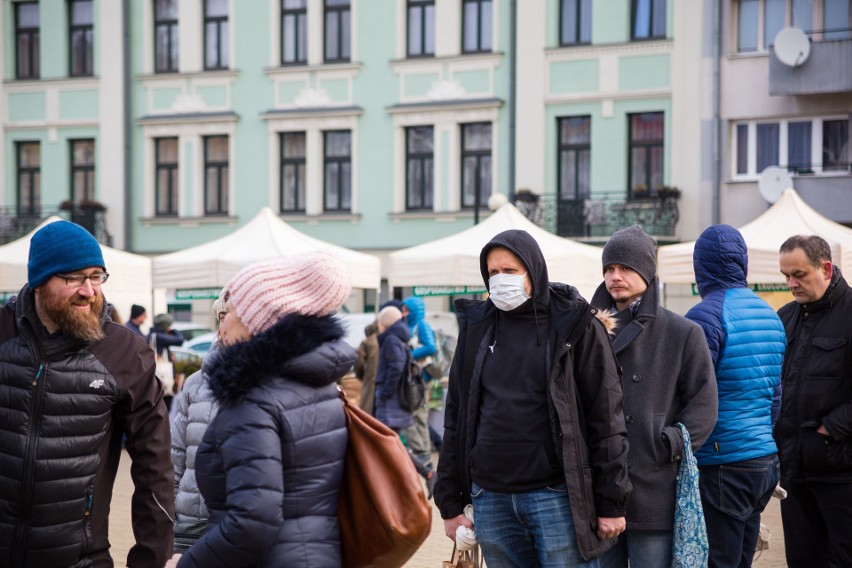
[401,295,439,492]
[435,229,631,566]
[126,303,147,337]
[166,252,352,568]
[0,220,174,567]
[592,225,717,568]
[374,306,414,433]
[685,225,785,568]
[171,289,228,553]
[775,235,852,568]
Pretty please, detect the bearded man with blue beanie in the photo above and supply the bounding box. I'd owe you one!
[0,220,175,567]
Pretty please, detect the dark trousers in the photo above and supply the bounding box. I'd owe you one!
[781,480,852,568]
[699,454,779,568]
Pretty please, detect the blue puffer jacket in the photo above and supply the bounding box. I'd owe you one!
[686,224,786,466]
[375,319,414,430]
[402,296,437,361]
[177,314,351,568]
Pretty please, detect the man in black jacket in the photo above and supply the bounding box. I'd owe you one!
[777,234,852,568]
[435,229,631,565]
[0,220,174,568]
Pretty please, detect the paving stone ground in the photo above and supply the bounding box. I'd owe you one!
[108,450,789,567]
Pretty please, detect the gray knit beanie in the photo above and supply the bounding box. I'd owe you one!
[602,225,657,285]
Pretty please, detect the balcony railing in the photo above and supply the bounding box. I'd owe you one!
[0,205,112,246]
[513,193,680,240]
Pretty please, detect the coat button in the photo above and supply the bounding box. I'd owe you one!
[825,440,831,446]
[632,374,641,383]
[625,415,634,424]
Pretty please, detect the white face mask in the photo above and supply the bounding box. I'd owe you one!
[488,273,530,311]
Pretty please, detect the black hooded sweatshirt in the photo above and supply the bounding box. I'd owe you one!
[472,231,563,491]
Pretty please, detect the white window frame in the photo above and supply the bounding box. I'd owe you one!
[733,0,836,54]
[730,115,850,178]
[269,0,358,67]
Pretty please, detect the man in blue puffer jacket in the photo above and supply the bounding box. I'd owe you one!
[686,224,786,568]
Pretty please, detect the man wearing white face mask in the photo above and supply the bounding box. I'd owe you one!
[435,229,632,567]
[591,225,717,568]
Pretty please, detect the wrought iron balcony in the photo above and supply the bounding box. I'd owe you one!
[0,204,112,246]
[513,192,680,241]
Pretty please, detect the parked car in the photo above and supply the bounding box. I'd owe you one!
[183,332,217,354]
[171,322,214,341]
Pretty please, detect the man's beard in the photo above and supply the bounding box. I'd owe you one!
[40,290,105,343]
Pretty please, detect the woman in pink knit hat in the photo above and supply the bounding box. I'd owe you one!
[167,252,353,568]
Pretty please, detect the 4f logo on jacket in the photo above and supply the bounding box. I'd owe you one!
[89,379,105,389]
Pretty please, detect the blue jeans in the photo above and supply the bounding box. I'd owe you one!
[699,454,780,568]
[470,482,599,568]
[599,529,672,568]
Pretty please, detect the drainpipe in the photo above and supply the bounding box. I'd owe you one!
[508,0,517,202]
[711,0,722,224]
[123,0,133,250]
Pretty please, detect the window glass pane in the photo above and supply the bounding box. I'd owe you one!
[219,22,229,67]
[462,156,477,206]
[738,0,759,52]
[73,141,95,165]
[283,133,306,158]
[283,15,296,61]
[756,123,780,172]
[580,0,592,42]
[296,164,306,209]
[424,158,434,207]
[736,124,749,174]
[206,0,228,17]
[326,0,350,5]
[20,143,40,167]
[561,151,577,199]
[205,23,219,67]
[634,0,651,38]
[792,0,813,31]
[824,0,851,40]
[34,33,40,75]
[18,3,39,27]
[298,15,308,60]
[479,156,492,202]
[822,119,849,170]
[631,147,647,191]
[630,113,664,141]
[340,163,351,209]
[325,164,339,209]
[326,132,351,157]
[408,160,423,208]
[424,5,435,54]
[284,0,307,7]
[562,0,578,44]
[480,0,493,50]
[578,149,590,197]
[71,0,93,25]
[788,122,812,171]
[282,165,298,210]
[650,146,664,189]
[158,139,178,163]
[652,0,667,37]
[156,0,177,19]
[463,2,478,51]
[326,12,339,59]
[206,169,219,208]
[764,0,786,49]
[561,116,590,144]
[408,127,433,153]
[340,10,351,59]
[156,170,171,213]
[206,137,228,161]
[463,123,492,151]
[409,6,423,55]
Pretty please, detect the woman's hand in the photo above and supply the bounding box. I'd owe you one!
[164,553,182,568]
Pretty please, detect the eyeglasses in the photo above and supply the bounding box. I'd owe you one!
[55,272,110,287]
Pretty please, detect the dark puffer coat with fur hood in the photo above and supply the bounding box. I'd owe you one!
[176,314,353,568]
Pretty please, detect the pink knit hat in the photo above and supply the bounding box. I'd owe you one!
[226,252,351,335]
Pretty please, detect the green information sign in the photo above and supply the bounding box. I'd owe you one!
[691,283,789,296]
[413,285,486,297]
[175,288,222,300]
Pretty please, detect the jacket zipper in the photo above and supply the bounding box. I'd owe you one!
[81,488,94,556]
[12,361,47,568]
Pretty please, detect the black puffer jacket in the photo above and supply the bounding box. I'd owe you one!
[177,314,352,568]
[0,287,174,568]
[776,268,852,484]
[435,230,631,561]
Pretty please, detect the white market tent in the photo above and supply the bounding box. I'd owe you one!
[388,203,604,299]
[152,207,381,290]
[0,216,154,321]
[658,188,852,284]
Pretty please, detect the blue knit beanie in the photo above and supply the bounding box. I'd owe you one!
[28,221,106,289]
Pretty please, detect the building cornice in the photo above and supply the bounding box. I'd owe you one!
[2,76,101,91]
[545,90,671,105]
[387,97,503,114]
[260,106,364,119]
[136,111,240,125]
[545,39,673,61]
[136,69,241,84]
[389,51,505,72]
[263,62,364,78]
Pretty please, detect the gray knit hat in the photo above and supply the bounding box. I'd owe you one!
[602,225,657,284]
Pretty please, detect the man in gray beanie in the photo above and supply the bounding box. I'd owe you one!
[592,225,717,568]
[0,220,174,567]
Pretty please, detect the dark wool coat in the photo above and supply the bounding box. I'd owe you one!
[591,276,717,531]
[354,321,379,415]
[375,319,414,430]
[435,230,631,561]
[0,287,174,568]
[776,268,852,484]
[177,314,352,568]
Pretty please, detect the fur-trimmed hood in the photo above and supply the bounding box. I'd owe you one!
[208,313,355,406]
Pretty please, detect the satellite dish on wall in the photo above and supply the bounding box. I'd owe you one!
[758,166,793,204]
[774,27,811,67]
